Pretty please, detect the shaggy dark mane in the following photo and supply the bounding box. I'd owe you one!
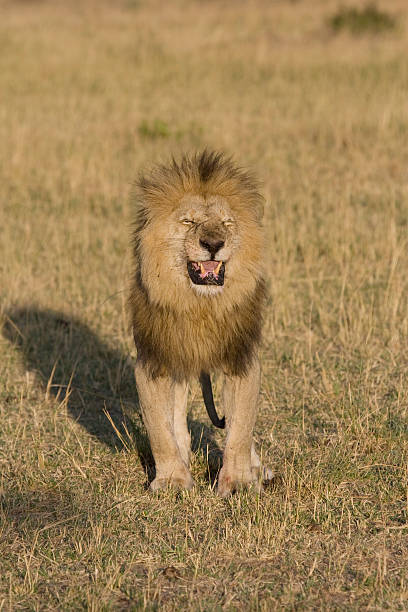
[196,149,225,183]
[135,150,263,219]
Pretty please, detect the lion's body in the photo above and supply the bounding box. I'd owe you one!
[129,151,271,495]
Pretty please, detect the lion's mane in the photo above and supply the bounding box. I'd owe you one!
[129,150,267,381]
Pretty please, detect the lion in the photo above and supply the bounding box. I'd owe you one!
[129,150,271,496]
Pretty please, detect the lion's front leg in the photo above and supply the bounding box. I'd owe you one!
[218,357,269,497]
[173,380,191,467]
[134,361,193,491]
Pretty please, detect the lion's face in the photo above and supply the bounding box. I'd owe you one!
[176,195,239,295]
[139,192,263,308]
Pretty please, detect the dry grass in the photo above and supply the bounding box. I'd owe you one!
[1,0,408,609]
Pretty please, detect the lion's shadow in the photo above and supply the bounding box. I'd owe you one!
[2,307,222,485]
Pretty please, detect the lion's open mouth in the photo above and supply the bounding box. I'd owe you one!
[187,261,225,286]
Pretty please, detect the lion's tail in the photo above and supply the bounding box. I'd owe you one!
[199,372,226,429]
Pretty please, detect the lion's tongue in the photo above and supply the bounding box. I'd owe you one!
[199,260,221,279]
[202,261,218,273]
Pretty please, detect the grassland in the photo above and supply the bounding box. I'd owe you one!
[1,0,408,609]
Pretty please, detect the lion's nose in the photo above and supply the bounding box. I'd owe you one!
[199,238,225,257]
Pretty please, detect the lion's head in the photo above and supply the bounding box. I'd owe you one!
[133,151,265,311]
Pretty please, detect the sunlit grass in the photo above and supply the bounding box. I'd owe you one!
[1,0,408,608]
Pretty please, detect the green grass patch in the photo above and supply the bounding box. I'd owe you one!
[329,3,397,35]
[138,119,170,139]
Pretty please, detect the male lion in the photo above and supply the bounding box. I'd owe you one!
[129,150,271,496]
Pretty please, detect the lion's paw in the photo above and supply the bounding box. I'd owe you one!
[150,473,194,492]
[217,467,256,497]
[218,465,274,497]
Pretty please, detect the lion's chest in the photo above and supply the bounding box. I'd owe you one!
[168,307,230,362]
[132,281,263,380]
[152,301,247,379]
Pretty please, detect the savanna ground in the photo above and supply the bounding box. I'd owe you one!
[1,0,408,609]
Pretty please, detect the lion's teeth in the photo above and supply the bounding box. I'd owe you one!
[200,263,205,275]
[215,261,222,275]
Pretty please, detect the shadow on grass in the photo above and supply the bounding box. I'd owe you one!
[3,307,153,474]
[189,418,223,486]
[2,307,221,486]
